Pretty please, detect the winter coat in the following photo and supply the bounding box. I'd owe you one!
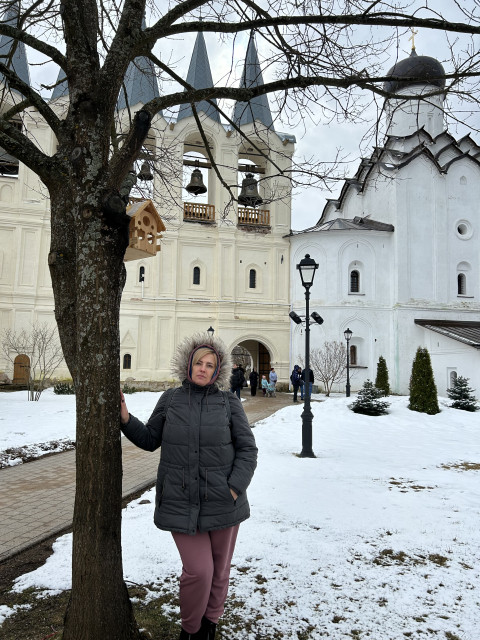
[249,370,259,388]
[121,332,257,535]
[269,370,278,384]
[290,365,301,387]
[301,368,314,383]
[230,366,245,390]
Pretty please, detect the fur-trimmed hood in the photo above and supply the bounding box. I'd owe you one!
[171,332,232,389]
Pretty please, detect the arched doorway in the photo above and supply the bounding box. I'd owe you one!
[13,354,30,384]
[231,340,271,390]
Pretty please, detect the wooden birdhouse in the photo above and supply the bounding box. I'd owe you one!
[124,199,166,262]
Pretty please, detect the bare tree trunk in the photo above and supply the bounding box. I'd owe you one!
[50,192,140,639]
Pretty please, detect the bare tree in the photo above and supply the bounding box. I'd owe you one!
[1,322,64,400]
[309,341,349,396]
[1,1,480,638]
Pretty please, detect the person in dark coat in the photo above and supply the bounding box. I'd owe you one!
[290,364,302,402]
[249,368,259,396]
[301,367,315,398]
[120,333,257,640]
[230,363,245,399]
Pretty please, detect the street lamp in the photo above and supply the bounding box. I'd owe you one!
[207,326,215,338]
[296,254,319,458]
[344,328,353,397]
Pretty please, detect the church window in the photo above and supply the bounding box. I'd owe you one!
[193,266,201,285]
[350,345,357,365]
[449,370,457,387]
[350,270,360,293]
[456,220,472,240]
[123,354,132,370]
[139,266,145,282]
[249,269,256,289]
[457,273,466,295]
[460,176,467,185]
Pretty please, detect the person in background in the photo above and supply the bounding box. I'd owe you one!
[120,333,257,640]
[290,364,302,403]
[261,374,268,396]
[249,368,259,396]
[301,366,314,398]
[269,367,278,387]
[230,363,245,400]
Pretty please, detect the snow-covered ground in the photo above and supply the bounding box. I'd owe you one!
[1,390,479,639]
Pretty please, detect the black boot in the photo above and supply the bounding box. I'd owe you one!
[201,616,217,639]
[179,626,206,640]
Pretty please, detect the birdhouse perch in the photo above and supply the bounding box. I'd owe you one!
[124,198,166,262]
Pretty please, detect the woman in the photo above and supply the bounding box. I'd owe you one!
[249,368,258,396]
[120,333,257,640]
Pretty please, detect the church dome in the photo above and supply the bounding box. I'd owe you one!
[384,49,446,94]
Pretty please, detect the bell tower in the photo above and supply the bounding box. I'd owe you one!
[119,31,295,386]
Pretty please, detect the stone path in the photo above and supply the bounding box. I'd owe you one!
[0,392,292,562]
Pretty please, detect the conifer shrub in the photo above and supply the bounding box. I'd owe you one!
[350,380,390,415]
[53,381,75,395]
[408,347,440,415]
[447,376,479,412]
[375,355,390,396]
[122,383,137,394]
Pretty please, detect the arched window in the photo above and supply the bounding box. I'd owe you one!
[193,266,201,285]
[350,345,357,366]
[249,269,256,289]
[457,273,466,295]
[139,266,145,283]
[350,270,360,293]
[123,354,132,370]
[450,370,457,387]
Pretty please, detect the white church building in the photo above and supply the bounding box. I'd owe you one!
[290,47,480,395]
[0,6,294,387]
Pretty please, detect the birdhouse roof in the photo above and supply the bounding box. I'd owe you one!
[126,199,166,232]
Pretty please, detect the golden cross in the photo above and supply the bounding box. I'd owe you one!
[409,28,418,50]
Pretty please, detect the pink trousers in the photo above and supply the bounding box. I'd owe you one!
[172,525,239,634]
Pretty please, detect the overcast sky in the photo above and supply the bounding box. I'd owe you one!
[24,1,480,230]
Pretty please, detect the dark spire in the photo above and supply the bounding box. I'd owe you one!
[118,15,160,111]
[233,33,274,130]
[0,1,31,91]
[177,32,220,124]
[51,69,68,100]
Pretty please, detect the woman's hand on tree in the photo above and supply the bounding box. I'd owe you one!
[120,390,129,425]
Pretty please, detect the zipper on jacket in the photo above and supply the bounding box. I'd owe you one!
[182,467,185,490]
[204,468,208,501]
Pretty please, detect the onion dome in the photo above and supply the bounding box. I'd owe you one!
[384,49,446,94]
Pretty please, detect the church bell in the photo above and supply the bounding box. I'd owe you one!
[137,161,153,181]
[238,173,263,207]
[185,167,207,196]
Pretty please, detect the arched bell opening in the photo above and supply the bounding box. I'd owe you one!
[182,132,216,223]
[237,145,270,227]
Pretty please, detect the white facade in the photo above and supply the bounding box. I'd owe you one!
[290,75,480,395]
[0,40,295,387]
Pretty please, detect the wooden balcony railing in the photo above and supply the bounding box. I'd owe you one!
[183,202,215,222]
[238,207,270,226]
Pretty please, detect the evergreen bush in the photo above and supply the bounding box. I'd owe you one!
[408,347,440,415]
[375,355,390,396]
[350,380,390,415]
[53,381,75,395]
[122,383,137,394]
[447,376,479,412]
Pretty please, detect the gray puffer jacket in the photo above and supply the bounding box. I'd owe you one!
[121,332,258,535]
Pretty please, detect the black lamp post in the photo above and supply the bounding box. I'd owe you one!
[344,328,352,397]
[207,326,215,338]
[297,254,319,458]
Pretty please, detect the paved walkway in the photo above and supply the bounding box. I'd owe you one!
[0,392,293,562]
